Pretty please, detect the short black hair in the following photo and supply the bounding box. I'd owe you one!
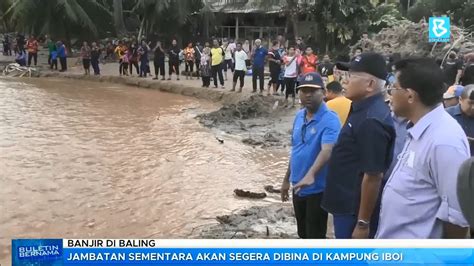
[394,57,444,107]
[355,47,363,52]
[326,81,343,94]
[236,42,242,46]
[272,40,278,46]
[382,43,391,48]
[461,85,474,100]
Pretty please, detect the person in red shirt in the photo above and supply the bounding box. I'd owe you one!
[26,35,39,66]
[299,46,318,75]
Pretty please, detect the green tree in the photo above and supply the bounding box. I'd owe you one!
[3,0,111,41]
[132,0,202,41]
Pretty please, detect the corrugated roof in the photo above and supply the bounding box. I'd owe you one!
[207,0,314,14]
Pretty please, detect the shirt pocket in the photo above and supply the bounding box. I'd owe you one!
[389,165,420,201]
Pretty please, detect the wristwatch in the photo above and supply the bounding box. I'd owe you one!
[357,219,370,228]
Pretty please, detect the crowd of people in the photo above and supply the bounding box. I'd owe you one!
[3,31,474,239]
[2,34,69,71]
[275,35,474,239]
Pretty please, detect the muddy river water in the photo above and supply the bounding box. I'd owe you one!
[0,78,289,263]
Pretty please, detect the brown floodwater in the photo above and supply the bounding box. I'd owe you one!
[0,78,288,264]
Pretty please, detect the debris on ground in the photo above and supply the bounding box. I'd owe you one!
[264,185,281,194]
[194,204,298,239]
[352,19,474,59]
[234,189,267,199]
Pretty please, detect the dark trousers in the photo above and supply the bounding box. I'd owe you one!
[233,70,245,88]
[202,76,211,87]
[333,214,378,239]
[333,214,357,239]
[140,60,148,77]
[277,79,285,92]
[252,66,264,92]
[51,59,58,70]
[223,59,234,72]
[169,60,179,76]
[154,59,165,77]
[48,54,52,65]
[59,57,67,71]
[130,61,139,75]
[284,77,296,99]
[119,59,124,75]
[185,60,194,74]
[211,64,224,87]
[293,192,328,239]
[28,52,37,66]
[91,58,100,75]
[195,59,200,74]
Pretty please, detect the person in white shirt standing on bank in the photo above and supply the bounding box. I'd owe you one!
[283,46,299,108]
[232,42,248,93]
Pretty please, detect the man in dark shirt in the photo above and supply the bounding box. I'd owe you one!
[443,51,463,86]
[446,84,474,155]
[168,39,181,80]
[322,52,395,239]
[318,54,334,79]
[268,41,282,96]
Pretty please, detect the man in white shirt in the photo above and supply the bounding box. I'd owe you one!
[231,42,248,93]
[222,38,235,81]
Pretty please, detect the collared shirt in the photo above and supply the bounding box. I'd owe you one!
[376,105,470,239]
[446,104,474,155]
[384,113,409,180]
[322,94,395,214]
[252,46,268,68]
[290,103,341,197]
[234,50,248,71]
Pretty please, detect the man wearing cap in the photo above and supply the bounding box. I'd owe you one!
[321,53,395,239]
[443,85,464,108]
[280,72,341,239]
[446,84,474,155]
[377,57,469,239]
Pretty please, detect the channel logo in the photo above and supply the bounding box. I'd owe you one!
[429,17,450,42]
[12,239,63,266]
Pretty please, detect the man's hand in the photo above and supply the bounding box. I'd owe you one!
[293,172,315,194]
[352,225,370,239]
[281,180,290,202]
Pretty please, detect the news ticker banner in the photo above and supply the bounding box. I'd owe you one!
[11,239,474,266]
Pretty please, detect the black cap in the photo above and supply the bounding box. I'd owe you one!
[336,52,388,80]
[297,72,325,90]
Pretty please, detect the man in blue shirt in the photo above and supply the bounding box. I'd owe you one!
[251,39,268,93]
[322,53,395,239]
[281,72,341,239]
[446,84,474,155]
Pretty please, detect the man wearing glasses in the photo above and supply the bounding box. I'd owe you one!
[376,58,469,238]
[280,72,341,239]
[322,53,395,239]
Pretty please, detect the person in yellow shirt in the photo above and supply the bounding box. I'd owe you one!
[210,39,225,88]
[325,81,351,126]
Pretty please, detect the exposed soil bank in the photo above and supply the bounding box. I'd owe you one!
[197,94,296,149]
[41,72,250,105]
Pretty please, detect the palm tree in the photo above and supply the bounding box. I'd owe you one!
[3,0,110,40]
[113,0,126,34]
